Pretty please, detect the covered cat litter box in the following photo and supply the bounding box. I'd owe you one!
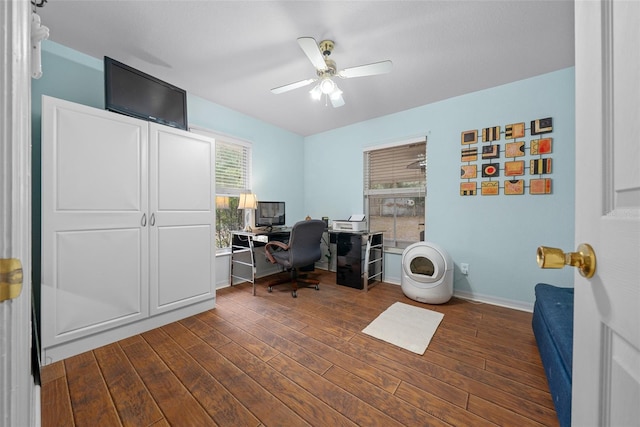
[401,242,453,304]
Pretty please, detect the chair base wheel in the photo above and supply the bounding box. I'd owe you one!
[267,286,273,293]
[292,290,297,298]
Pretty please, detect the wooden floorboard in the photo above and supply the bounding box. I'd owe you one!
[93,343,164,427]
[40,271,558,426]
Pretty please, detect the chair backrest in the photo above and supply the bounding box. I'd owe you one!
[287,220,326,268]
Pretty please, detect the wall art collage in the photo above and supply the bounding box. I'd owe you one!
[460,117,554,196]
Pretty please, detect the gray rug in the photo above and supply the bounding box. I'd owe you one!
[362,302,444,355]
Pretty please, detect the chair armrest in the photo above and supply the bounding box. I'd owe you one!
[265,241,289,264]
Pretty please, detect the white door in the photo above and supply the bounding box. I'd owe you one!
[148,124,215,314]
[41,97,150,352]
[573,1,640,425]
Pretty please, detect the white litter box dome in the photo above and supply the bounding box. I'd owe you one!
[401,241,453,304]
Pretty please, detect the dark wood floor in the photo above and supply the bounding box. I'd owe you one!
[40,271,558,426]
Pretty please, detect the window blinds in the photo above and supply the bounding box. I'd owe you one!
[365,141,426,193]
[216,140,250,195]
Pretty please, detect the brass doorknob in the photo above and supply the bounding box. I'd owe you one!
[536,243,597,278]
[0,258,23,302]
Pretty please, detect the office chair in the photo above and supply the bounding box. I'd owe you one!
[264,219,325,298]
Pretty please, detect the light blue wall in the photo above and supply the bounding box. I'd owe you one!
[305,68,576,306]
[32,40,575,308]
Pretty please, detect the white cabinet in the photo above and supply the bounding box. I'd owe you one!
[148,125,215,314]
[41,96,215,363]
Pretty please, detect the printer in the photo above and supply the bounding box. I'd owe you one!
[331,214,367,232]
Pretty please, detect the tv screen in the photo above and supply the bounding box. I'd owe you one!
[104,56,188,130]
[255,201,285,227]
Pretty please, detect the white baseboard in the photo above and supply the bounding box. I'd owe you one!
[42,298,215,364]
[381,280,532,312]
[453,290,534,313]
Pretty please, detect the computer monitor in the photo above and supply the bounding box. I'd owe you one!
[255,201,285,227]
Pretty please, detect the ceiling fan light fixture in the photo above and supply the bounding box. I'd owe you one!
[309,85,322,100]
[330,87,343,100]
[319,77,335,94]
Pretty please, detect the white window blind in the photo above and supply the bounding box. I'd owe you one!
[365,141,426,194]
[216,140,251,195]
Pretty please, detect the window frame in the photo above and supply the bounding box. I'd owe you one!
[363,136,427,251]
[190,126,253,250]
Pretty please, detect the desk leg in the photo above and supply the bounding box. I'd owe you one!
[230,235,257,295]
[364,232,384,292]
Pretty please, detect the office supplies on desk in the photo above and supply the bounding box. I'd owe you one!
[332,214,367,232]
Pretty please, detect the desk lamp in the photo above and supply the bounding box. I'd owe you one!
[238,192,257,231]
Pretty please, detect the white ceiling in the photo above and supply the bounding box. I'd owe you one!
[38,0,575,136]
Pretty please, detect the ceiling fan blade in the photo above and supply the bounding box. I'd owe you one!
[271,78,316,94]
[297,37,328,71]
[330,92,345,108]
[338,60,393,79]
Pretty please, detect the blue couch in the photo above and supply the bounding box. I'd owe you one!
[532,283,574,427]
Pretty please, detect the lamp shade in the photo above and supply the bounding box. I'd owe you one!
[238,192,257,209]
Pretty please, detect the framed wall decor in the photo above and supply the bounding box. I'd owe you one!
[459,116,554,197]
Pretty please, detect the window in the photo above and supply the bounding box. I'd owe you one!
[190,127,252,249]
[364,138,426,250]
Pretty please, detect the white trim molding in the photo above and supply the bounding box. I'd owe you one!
[0,0,37,425]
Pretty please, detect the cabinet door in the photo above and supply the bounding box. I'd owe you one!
[41,96,149,348]
[148,124,215,314]
[336,233,363,289]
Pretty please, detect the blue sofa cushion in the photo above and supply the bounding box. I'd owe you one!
[534,283,574,373]
[532,283,574,427]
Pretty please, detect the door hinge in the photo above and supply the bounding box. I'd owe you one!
[0,258,23,302]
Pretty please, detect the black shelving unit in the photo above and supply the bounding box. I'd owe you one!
[335,231,383,291]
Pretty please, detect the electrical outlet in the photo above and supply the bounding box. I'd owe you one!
[460,263,469,275]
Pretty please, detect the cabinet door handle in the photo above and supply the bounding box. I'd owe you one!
[150,213,156,226]
[141,213,147,227]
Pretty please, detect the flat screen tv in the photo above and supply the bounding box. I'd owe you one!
[255,201,285,227]
[104,56,188,130]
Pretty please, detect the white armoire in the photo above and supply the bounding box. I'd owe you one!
[40,96,215,364]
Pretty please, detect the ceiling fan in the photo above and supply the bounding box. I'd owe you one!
[271,37,393,108]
